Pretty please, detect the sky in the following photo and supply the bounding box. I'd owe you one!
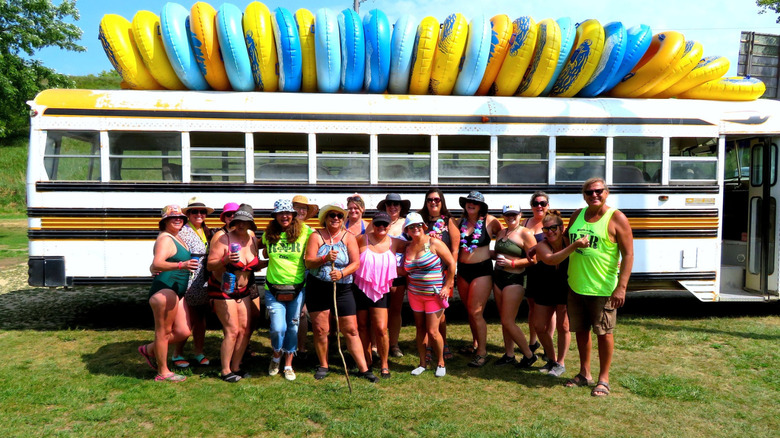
[35,0,780,77]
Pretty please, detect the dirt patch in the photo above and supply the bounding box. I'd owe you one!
[0,257,25,269]
[0,219,25,228]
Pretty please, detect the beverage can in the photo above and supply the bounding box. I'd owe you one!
[221,272,236,295]
[230,243,241,253]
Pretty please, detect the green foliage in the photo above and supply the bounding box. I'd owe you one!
[0,0,84,138]
[71,70,122,90]
[0,136,28,213]
[757,0,780,22]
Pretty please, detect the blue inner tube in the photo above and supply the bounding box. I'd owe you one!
[216,3,255,91]
[601,24,652,94]
[540,16,575,96]
[578,21,627,97]
[273,7,303,92]
[314,8,341,93]
[339,8,366,93]
[160,2,209,90]
[453,14,491,96]
[388,14,416,94]
[363,9,392,93]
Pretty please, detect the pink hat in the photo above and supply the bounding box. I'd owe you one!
[220,202,240,222]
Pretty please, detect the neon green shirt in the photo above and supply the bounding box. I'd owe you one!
[262,224,313,287]
[567,207,620,296]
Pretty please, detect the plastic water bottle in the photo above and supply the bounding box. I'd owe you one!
[190,256,198,280]
[433,286,450,309]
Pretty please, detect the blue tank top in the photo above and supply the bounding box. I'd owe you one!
[311,232,352,284]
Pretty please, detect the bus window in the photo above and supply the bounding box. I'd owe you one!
[378,135,430,183]
[43,131,100,181]
[316,133,369,182]
[555,136,606,183]
[438,135,490,184]
[724,140,751,181]
[190,132,245,182]
[669,137,718,184]
[254,132,309,183]
[108,132,181,181]
[497,136,548,184]
[750,142,778,187]
[613,137,661,184]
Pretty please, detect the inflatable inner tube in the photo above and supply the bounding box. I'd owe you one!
[314,8,341,93]
[273,7,303,92]
[429,13,469,95]
[655,56,730,98]
[99,14,162,90]
[578,21,626,97]
[549,19,605,97]
[388,14,417,94]
[408,16,439,95]
[296,8,318,92]
[216,3,255,91]
[339,8,366,93]
[243,1,278,91]
[678,76,765,101]
[131,11,185,90]
[189,2,231,90]
[517,18,561,97]
[363,9,392,93]
[476,14,513,96]
[641,39,703,98]
[540,17,576,96]
[453,14,492,96]
[493,16,537,96]
[609,31,685,98]
[159,3,209,90]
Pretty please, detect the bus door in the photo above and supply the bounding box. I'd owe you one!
[745,138,779,299]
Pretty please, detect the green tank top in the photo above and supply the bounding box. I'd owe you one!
[495,235,526,258]
[263,224,313,287]
[567,207,620,297]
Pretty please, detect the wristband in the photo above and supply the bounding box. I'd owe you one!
[321,254,327,263]
[177,261,183,269]
[511,259,515,268]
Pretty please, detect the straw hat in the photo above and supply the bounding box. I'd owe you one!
[182,196,214,214]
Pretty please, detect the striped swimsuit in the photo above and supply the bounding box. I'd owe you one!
[404,243,444,295]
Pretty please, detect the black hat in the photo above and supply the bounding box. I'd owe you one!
[376,193,411,217]
[372,211,392,227]
[229,204,257,230]
[459,191,488,210]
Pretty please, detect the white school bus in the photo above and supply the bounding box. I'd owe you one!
[26,88,780,302]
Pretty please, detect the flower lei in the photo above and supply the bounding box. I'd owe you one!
[428,216,446,240]
[460,217,484,253]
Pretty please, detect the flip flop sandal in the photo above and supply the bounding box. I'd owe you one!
[442,344,453,360]
[155,373,186,382]
[193,354,210,366]
[458,345,476,355]
[172,355,190,368]
[138,345,157,370]
[467,354,488,368]
[221,372,242,383]
[564,373,594,388]
[380,368,391,379]
[591,381,611,397]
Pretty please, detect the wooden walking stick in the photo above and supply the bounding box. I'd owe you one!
[333,260,352,393]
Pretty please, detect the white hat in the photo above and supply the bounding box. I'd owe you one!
[503,204,521,215]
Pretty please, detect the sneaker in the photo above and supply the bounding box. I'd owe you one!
[283,368,296,381]
[539,359,555,374]
[435,366,446,377]
[516,353,538,369]
[357,370,379,383]
[411,366,426,376]
[390,345,404,358]
[494,354,517,366]
[314,366,329,380]
[529,341,541,353]
[548,362,566,377]
[268,359,280,376]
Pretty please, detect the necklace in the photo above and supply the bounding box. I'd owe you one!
[460,217,484,253]
[428,215,446,240]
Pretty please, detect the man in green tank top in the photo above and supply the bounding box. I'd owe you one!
[565,177,634,397]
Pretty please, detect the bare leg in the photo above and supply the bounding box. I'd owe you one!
[356,309,372,365]
[388,285,405,351]
[575,330,593,381]
[370,307,389,371]
[527,297,538,346]
[596,333,613,384]
[297,304,309,353]
[213,299,241,376]
[309,310,331,369]
[534,304,557,362]
[426,310,445,367]
[457,276,477,350]
[413,311,427,367]
[493,284,515,357]
[555,304,570,365]
[339,315,369,372]
[499,285,532,357]
[467,275,493,356]
[147,290,187,376]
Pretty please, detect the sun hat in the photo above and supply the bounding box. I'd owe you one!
[219,202,240,222]
[292,195,319,220]
[229,204,257,230]
[318,202,347,227]
[376,193,411,217]
[403,212,427,231]
[372,211,391,227]
[459,191,488,210]
[271,199,297,217]
[182,196,214,215]
[159,205,187,230]
[503,204,521,215]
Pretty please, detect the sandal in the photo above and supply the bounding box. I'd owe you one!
[564,373,594,388]
[172,355,190,368]
[314,366,329,380]
[221,372,242,383]
[390,345,404,358]
[155,373,186,382]
[467,354,488,368]
[458,345,476,355]
[138,344,157,370]
[591,381,610,397]
[442,344,453,360]
[193,354,210,366]
[380,368,391,379]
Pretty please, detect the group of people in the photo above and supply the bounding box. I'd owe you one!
[140,177,633,397]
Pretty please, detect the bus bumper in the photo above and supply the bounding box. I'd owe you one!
[28,256,72,287]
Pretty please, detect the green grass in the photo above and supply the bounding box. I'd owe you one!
[0,136,27,213]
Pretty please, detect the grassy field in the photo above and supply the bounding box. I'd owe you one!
[0,136,27,214]
[0,260,778,438]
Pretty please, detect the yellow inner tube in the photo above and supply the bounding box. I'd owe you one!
[549,19,605,97]
[678,76,766,101]
[493,16,537,96]
[296,8,317,93]
[642,40,703,98]
[429,13,469,95]
[189,2,231,90]
[475,14,513,96]
[517,18,562,97]
[243,1,278,91]
[655,56,730,99]
[408,16,440,95]
[131,11,186,90]
[99,14,162,90]
[610,31,685,98]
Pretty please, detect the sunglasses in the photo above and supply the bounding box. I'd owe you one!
[328,212,344,219]
[531,200,548,207]
[169,217,184,221]
[407,224,423,230]
[188,209,208,215]
[223,212,235,218]
[584,188,605,196]
[373,222,388,228]
[542,224,561,233]
[385,201,401,207]
[426,197,441,204]
[347,195,363,203]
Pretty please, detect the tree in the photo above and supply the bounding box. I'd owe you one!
[0,0,84,139]
[757,0,780,23]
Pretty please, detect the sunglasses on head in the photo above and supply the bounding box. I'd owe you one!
[531,200,548,207]
[426,197,441,204]
[189,209,208,215]
[584,188,605,196]
[542,224,561,233]
[347,195,362,203]
[328,212,344,219]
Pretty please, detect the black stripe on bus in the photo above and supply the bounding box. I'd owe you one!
[42,108,716,126]
[630,272,717,281]
[34,181,721,195]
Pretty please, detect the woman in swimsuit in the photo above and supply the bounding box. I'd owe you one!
[138,205,198,382]
[345,194,367,236]
[417,188,460,362]
[492,204,538,368]
[260,199,313,381]
[523,191,554,357]
[456,191,503,367]
[305,202,379,383]
[535,210,589,377]
[403,213,455,377]
[207,204,266,382]
[354,212,404,378]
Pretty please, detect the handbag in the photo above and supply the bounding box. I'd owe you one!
[266,282,304,302]
[185,257,209,307]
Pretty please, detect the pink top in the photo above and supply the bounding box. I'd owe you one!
[354,247,398,302]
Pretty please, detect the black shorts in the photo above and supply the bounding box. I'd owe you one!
[304,274,357,316]
[392,277,407,287]
[457,259,494,283]
[492,269,525,290]
[353,284,390,310]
